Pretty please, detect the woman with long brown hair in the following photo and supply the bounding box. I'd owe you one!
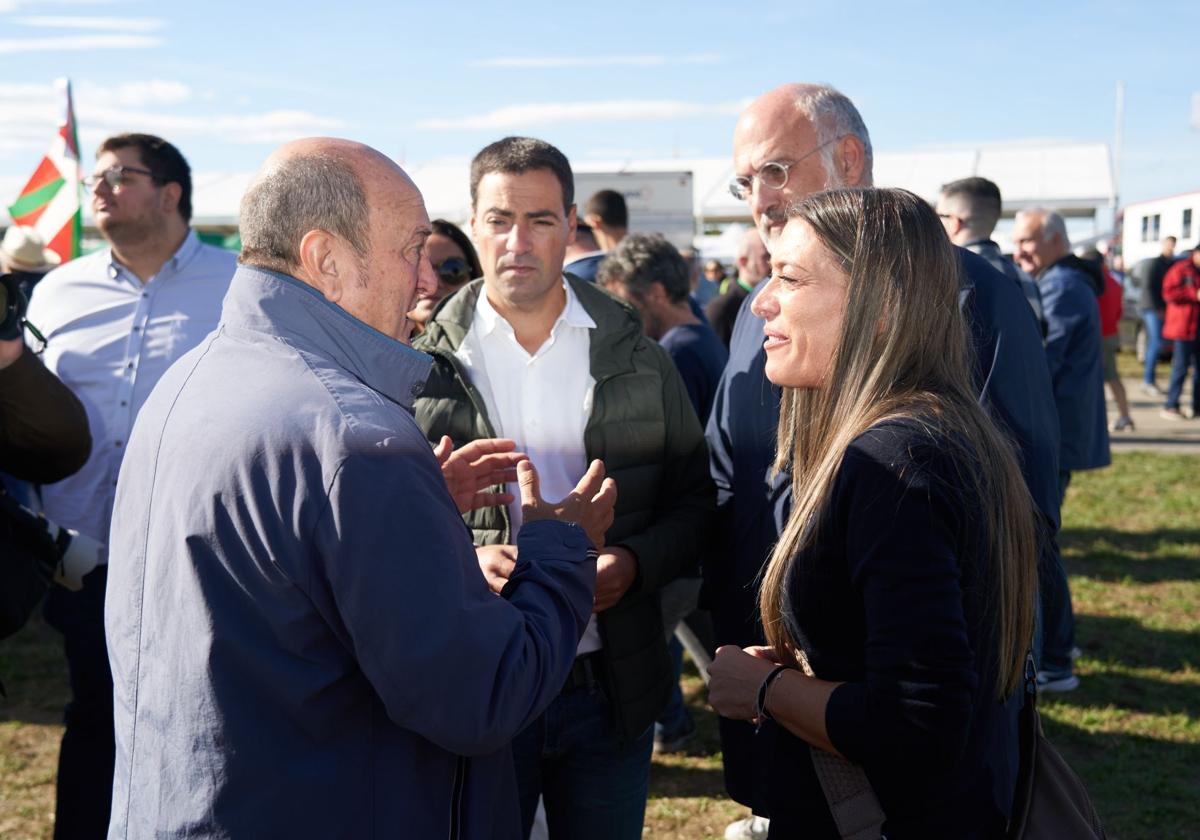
[708,187,1037,838]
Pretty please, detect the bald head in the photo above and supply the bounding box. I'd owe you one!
[736,227,770,285]
[240,137,421,276]
[733,84,873,247]
[1012,208,1069,278]
[239,137,436,343]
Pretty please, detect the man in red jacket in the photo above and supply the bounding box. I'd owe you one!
[1160,249,1200,419]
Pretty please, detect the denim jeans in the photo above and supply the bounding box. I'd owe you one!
[513,680,654,840]
[1141,309,1165,386]
[1036,473,1077,674]
[1164,337,1199,413]
[43,564,114,840]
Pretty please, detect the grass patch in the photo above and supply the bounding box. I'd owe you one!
[2,453,1197,838]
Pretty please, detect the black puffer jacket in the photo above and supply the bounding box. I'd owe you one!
[414,276,715,740]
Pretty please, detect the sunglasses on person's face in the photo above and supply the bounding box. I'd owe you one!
[435,257,474,286]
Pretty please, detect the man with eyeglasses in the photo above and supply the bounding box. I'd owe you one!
[706,83,1061,840]
[26,132,234,838]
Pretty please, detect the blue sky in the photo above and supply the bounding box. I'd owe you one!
[1,0,1196,211]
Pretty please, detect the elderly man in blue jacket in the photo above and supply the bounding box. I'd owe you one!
[105,138,617,840]
[707,83,1062,840]
[1013,206,1111,693]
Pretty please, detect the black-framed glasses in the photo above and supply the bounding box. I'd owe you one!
[434,257,474,286]
[728,138,841,201]
[82,165,156,192]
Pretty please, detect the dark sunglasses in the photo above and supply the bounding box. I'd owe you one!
[435,257,474,286]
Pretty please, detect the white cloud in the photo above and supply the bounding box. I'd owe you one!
[0,80,191,108]
[76,107,346,145]
[0,81,346,158]
[13,15,164,31]
[470,53,722,69]
[78,80,191,107]
[417,99,743,131]
[0,34,161,53]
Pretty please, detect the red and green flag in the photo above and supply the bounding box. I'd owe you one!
[7,78,83,264]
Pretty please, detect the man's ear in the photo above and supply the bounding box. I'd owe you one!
[837,135,866,187]
[297,229,343,302]
[160,182,183,216]
[567,204,577,246]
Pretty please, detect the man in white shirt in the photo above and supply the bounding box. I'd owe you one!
[26,132,235,838]
[414,136,714,840]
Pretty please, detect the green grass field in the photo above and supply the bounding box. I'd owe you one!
[2,452,1198,839]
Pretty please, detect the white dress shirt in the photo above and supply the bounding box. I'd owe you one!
[26,231,235,553]
[455,279,603,654]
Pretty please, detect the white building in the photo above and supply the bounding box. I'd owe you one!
[1121,189,1200,265]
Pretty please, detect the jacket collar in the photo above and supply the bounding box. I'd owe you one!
[419,273,643,382]
[471,277,596,340]
[220,265,432,411]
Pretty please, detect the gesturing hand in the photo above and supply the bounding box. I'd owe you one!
[434,436,526,514]
[519,458,617,549]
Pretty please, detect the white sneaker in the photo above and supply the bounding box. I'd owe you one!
[1037,670,1080,693]
[725,816,771,840]
[1140,382,1163,397]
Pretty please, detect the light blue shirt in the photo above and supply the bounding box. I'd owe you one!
[26,231,234,549]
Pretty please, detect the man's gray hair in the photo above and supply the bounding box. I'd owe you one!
[239,153,370,274]
[1018,207,1070,249]
[793,85,874,187]
[596,233,690,304]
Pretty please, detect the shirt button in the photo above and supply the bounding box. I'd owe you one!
[120,400,128,407]
[127,361,134,369]
[114,440,122,447]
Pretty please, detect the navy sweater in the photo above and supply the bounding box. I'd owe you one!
[761,419,1019,840]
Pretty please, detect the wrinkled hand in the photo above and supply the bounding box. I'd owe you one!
[434,436,526,514]
[519,458,616,549]
[707,645,778,722]
[476,544,517,595]
[593,546,637,612]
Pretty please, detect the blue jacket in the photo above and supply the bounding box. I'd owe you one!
[704,247,1061,809]
[1039,257,1111,471]
[106,266,596,839]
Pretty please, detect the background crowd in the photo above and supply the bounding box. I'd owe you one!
[0,79,1192,840]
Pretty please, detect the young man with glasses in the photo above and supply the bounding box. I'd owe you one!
[26,132,234,838]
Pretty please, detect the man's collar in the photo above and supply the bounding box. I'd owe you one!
[474,276,597,337]
[564,250,606,266]
[222,265,432,411]
[106,229,200,281]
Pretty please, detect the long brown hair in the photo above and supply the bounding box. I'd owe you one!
[758,188,1036,697]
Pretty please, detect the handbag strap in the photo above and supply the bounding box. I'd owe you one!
[795,649,887,839]
[809,747,887,840]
